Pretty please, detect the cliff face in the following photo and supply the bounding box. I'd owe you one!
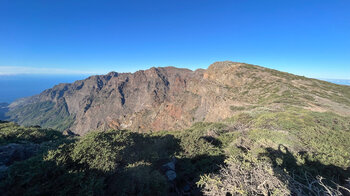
[6,61,350,135]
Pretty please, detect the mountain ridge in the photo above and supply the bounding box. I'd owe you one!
[5,61,350,135]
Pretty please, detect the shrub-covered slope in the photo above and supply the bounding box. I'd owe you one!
[1,106,349,195]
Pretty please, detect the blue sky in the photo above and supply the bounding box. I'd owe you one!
[0,0,349,79]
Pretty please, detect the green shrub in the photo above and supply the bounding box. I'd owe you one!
[108,161,168,196]
[0,121,65,145]
[1,106,350,195]
[70,130,133,172]
[230,105,246,111]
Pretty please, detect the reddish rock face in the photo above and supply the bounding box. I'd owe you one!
[7,61,350,135]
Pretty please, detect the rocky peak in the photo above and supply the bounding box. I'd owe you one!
[207,61,240,71]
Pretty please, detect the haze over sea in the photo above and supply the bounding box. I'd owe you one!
[0,74,349,104]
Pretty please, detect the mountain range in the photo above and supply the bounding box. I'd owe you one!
[1,61,350,195]
[4,61,350,135]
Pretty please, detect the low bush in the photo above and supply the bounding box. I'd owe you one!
[1,107,350,195]
[0,121,65,145]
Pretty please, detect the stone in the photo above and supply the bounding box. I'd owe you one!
[165,170,176,181]
[63,129,76,136]
[162,158,176,171]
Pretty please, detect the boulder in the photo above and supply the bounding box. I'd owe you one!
[162,158,177,181]
[162,158,176,171]
[165,170,176,181]
[63,129,76,136]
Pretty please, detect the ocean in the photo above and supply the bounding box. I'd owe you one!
[321,79,350,86]
[0,75,90,103]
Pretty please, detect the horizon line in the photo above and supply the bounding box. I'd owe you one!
[1,65,350,81]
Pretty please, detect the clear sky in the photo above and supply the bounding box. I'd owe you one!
[0,0,349,79]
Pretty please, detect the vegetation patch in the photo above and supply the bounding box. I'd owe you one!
[6,101,75,131]
[1,106,350,195]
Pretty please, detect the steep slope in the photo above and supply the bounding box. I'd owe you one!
[6,61,350,135]
[0,103,8,120]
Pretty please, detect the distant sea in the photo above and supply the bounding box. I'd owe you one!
[0,75,90,104]
[320,79,350,86]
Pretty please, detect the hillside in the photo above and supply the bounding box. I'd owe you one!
[0,103,8,120]
[1,107,350,195]
[5,61,350,135]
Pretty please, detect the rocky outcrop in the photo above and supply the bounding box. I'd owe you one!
[6,61,350,135]
[63,129,77,136]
